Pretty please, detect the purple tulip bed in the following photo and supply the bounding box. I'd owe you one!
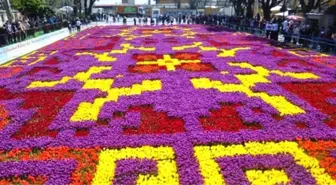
[0,25,336,184]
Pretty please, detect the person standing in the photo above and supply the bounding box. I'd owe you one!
[269,18,278,40]
[76,19,81,32]
[265,21,271,39]
[133,17,137,25]
[123,16,127,25]
[0,23,8,45]
[15,20,23,41]
[274,19,279,41]
[287,24,294,43]
[282,19,289,42]
[324,26,333,52]
[320,27,326,51]
[311,26,319,49]
[18,20,26,41]
[68,21,72,34]
[293,25,300,45]
[143,17,145,25]
[151,17,155,25]
[333,29,336,53]
[11,21,17,43]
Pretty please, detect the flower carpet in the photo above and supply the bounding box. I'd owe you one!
[0,25,336,184]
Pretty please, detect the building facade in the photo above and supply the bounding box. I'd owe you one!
[93,0,142,15]
[0,0,8,26]
[154,0,219,9]
[155,0,190,8]
[0,0,20,26]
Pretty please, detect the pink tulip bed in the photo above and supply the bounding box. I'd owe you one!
[0,25,336,184]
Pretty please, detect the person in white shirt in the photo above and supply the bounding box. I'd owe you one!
[76,19,81,32]
[293,25,300,45]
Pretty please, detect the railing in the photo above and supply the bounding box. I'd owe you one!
[220,22,336,54]
[0,22,67,47]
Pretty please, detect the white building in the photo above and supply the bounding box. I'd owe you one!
[0,0,20,26]
[93,0,152,15]
[94,0,151,6]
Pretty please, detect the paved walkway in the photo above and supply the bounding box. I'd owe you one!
[0,19,200,65]
[0,23,95,65]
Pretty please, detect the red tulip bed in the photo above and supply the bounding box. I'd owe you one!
[0,25,336,184]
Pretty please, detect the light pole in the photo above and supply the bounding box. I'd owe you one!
[3,0,13,21]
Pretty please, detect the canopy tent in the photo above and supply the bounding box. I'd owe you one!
[271,5,291,12]
[275,11,289,16]
[271,5,282,11]
[286,15,304,21]
[57,6,74,14]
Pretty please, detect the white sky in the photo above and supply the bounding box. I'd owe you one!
[95,0,154,5]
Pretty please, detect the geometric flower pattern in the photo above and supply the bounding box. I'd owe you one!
[194,141,335,185]
[93,146,179,185]
[0,25,336,184]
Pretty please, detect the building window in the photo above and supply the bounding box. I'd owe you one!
[122,0,128,3]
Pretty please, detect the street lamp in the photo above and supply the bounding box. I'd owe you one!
[3,0,13,21]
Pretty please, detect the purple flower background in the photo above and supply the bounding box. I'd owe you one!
[0,25,336,184]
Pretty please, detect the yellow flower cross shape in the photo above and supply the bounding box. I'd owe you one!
[137,54,201,71]
[172,42,250,57]
[191,62,319,116]
[27,66,162,122]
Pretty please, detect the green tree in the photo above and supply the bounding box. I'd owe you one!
[245,0,254,18]
[258,0,283,20]
[10,0,47,17]
[87,0,97,15]
[229,0,245,16]
[84,0,88,15]
[224,0,254,18]
[45,0,63,9]
[299,0,330,13]
[189,0,201,9]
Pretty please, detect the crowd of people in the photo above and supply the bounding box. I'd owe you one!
[110,13,335,53]
[1,12,335,53]
[0,16,65,46]
[224,15,336,52]
[281,20,335,52]
[0,20,28,45]
[0,16,92,47]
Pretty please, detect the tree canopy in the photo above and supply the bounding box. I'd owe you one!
[10,0,53,17]
[258,0,283,20]
[299,0,331,13]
